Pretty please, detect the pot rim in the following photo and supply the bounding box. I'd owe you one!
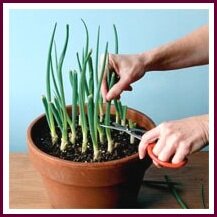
[27,105,155,169]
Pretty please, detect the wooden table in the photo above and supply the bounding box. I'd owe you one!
[9,152,209,209]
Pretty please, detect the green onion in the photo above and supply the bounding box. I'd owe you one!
[44,23,58,144]
[88,57,94,96]
[164,175,188,209]
[95,26,104,124]
[95,26,100,86]
[94,42,109,146]
[121,105,127,126]
[50,58,61,101]
[78,114,82,126]
[112,24,121,124]
[105,73,116,152]
[49,102,63,130]
[46,23,57,103]
[81,19,90,98]
[42,95,51,129]
[56,24,69,151]
[79,50,92,152]
[113,24,119,54]
[82,47,85,65]
[76,52,82,72]
[81,19,89,58]
[128,119,136,144]
[77,51,89,98]
[87,94,99,160]
[69,70,78,144]
[98,122,105,144]
[53,96,63,121]
[97,53,109,139]
[114,100,121,124]
[117,100,123,120]
[54,41,59,72]
[142,180,181,186]
[201,184,206,208]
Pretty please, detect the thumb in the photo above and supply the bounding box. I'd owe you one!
[138,127,160,159]
[106,78,128,101]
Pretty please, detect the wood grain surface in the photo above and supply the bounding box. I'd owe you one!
[9,152,209,209]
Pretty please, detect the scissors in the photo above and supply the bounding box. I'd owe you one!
[100,123,187,169]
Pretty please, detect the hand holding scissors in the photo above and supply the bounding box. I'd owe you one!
[100,123,187,169]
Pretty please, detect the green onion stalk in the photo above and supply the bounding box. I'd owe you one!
[76,20,90,129]
[114,100,122,124]
[57,24,70,151]
[79,50,92,153]
[87,94,99,160]
[128,119,136,144]
[96,26,105,125]
[49,101,62,131]
[96,52,110,144]
[69,70,78,144]
[88,57,94,96]
[54,41,59,73]
[112,24,122,124]
[42,23,58,144]
[121,105,127,126]
[94,42,109,148]
[201,184,206,208]
[97,51,109,144]
[164,175,188,209]
[95,26,105,143]
[74,52,81,128]
[81,19,90,99]
[104,73,116,153]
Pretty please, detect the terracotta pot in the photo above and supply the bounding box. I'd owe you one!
[27,105,155,208]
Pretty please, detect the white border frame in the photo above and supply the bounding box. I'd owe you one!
[3,3,214,214]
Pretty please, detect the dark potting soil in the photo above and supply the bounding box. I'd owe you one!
[34,116,144,163]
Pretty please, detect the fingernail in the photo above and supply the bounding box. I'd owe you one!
[139,150,145,159]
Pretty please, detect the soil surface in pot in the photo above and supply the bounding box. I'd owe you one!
[34,116,144,163]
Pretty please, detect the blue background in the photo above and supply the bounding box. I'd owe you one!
[9,9,209,152]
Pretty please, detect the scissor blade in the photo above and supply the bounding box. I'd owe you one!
[112,122,146,134]
[100,124,127,132]
[100,124,142,140]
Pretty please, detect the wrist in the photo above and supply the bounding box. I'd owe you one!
[196,114,209,144]
[137,51,154,72]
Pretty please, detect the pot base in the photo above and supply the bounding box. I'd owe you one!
[41,156,151,209]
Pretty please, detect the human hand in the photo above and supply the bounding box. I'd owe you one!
[138,115,209,167]
[101,53,147,101]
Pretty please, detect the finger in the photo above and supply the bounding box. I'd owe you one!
[106,78,128,101]
[172,143,189,164]
[138,141,148,160]
[152,137,166,156]
[108,53,116,72]
[157,142,176,162]
[101,77,108,102]
[109,85,132,101]
[153,160,162,168]
[172,150,187,164]
[138,127,160,159]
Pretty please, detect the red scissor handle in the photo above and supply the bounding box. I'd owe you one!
[147,143,188,169]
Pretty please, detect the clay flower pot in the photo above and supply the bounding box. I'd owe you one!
[27,106,155,208]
